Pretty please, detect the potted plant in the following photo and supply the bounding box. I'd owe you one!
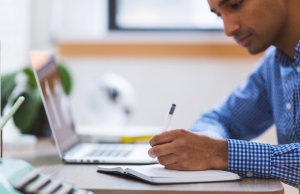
[1,64,72,136]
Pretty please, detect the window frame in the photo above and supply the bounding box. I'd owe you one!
[108,0,223,32]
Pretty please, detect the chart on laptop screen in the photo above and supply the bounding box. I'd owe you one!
[30,52,79,153]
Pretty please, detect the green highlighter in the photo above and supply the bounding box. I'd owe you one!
[1,96,25,130]
[1,96,25,160]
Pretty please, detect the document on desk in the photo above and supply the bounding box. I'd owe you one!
[97,164,240,184]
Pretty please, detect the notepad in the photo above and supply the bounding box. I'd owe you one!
[97,164,240,184]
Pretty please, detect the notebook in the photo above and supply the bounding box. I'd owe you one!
[97,164,240,184]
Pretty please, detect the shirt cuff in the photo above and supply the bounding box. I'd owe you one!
[227,139,273,178]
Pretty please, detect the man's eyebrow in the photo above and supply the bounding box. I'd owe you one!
[211,0,230,12]
[218,0,229,7]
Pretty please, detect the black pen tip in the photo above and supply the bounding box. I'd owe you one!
[169,104,176,115]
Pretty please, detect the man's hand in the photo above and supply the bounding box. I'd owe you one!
[148,129,228,171]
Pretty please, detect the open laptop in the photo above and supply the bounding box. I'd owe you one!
[30,51,158,164]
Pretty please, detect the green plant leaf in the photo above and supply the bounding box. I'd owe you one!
[57,64,72,95]
[13,90,42,133]
[23,67,38,89]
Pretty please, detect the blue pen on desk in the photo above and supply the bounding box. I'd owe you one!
[161,104,176,132]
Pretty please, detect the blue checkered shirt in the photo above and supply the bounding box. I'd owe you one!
[190,40,300,188]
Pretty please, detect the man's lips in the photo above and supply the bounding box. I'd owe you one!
[237,34,252,46]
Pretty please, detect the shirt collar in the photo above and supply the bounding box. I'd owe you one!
[275,39,300,67]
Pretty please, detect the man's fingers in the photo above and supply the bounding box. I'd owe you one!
[148,142,175,158]
[149,129,184,147]
[164,163,182,170]
[158,154,178,166]
[149,131,174,147]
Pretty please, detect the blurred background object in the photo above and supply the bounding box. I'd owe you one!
[85,72,136,125]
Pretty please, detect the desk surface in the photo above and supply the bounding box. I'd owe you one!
[6,138,284,194]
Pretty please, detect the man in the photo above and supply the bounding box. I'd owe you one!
[148,0,300,188]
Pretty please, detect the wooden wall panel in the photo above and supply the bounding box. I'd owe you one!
[58,43,264,58]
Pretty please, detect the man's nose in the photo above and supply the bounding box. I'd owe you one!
[222,16,240,37]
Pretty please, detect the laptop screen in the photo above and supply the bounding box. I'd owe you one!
[30,52,79,157]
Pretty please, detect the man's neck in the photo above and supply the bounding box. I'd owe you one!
[273,1,300,60]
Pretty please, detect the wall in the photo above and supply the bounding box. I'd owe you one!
[64,56,255,128]
[0,0,31,74]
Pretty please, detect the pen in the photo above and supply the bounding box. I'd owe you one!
[152,104,176,160]
[161,104,176,132]
[1,96,25,161]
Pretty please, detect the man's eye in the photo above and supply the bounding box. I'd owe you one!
[231,0,243,9]
[214,12,221,18]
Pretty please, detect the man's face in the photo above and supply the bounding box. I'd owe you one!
[207,0,288,54]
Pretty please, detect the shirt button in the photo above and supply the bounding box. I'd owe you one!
[246,171,253,177]
[286,103,292,110]
[297,66,300,72]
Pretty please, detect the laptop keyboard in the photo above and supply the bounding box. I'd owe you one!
[84,145,132,157]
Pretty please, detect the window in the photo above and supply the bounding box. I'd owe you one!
[109,0,223,31]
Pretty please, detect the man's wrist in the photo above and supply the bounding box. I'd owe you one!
[212,139,229,170]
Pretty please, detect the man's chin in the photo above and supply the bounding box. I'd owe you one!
[245,45,267,55]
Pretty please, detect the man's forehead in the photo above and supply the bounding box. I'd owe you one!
[208,0,230,13]
[207,0,229,9]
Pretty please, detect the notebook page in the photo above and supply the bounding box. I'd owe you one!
[126,164,238,178]
[98,166,128,173]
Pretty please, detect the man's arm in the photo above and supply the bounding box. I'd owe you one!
[148,130,300,187]
[190,58,274,140]
[189,47,280,140]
